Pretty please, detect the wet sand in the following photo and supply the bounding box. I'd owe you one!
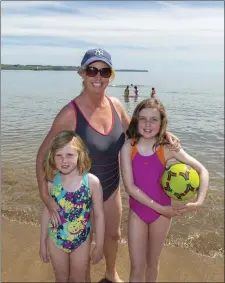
[2,218,224,282]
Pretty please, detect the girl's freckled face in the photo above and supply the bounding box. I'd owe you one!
[138,108,161,139]
[54,144,78,174]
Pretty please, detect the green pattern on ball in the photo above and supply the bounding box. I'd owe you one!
[161,163,200,201]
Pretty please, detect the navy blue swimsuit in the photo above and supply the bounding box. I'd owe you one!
[71,97,125,201]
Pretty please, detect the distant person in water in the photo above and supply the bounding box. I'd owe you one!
[130,84,134,93]
[124,85,130,97]
[151,87,156,98]
[134,86,138,96]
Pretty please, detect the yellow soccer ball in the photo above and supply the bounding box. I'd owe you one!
[161,163,200,201]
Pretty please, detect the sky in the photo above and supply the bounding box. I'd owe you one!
[1,1,224,74]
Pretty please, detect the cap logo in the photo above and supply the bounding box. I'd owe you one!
[95,49,104,56]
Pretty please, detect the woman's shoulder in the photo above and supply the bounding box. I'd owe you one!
[52,101,76,130]
[55,101,75,119]
[109,96,122,106]
[62,100,75,113]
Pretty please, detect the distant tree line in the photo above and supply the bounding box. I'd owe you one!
[1,64,148,72]
[1,64,79,71]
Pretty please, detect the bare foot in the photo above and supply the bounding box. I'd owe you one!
[105,271,123,283]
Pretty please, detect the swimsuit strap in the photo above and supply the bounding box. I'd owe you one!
[131,140,138,160]
[54,172,61,186]
[156,145,166,166]
[130,139,165,165]
[82,172,89,188]
[53,171,89,190]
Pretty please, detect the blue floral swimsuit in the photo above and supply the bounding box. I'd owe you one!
[48,172,92,253]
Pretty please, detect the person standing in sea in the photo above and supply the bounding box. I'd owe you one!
[134,86,138,96]
[124,85,130,97]
[151,87,156,98]
[36,48,180,282]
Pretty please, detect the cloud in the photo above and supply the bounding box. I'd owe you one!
[1,1,224,72]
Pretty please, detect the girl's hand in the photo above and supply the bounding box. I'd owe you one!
[165,131,181,152]
[159,204,185,219]
[39,242,51,263]
[90,245,104,265]
[175,202,201,214]
[44,196,61,226]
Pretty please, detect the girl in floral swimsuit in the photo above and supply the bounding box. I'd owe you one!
[39,131,105,282]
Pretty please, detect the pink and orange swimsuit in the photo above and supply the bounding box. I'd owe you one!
[130,143,171,223]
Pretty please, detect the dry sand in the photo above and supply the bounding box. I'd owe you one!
[2,218,224,282]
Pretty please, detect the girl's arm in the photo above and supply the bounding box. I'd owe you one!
[165,148,209,211]
[120,140,182,218]
[89,174,105,264]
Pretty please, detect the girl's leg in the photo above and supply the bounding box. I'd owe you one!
[128,210,148,282]
[103,188,123,282]
[145,216,172,282]
[69,236,91,282]
[48,238,70,282]
[85,213,94,282]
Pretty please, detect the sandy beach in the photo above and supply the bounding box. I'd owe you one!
[2,217,224,282]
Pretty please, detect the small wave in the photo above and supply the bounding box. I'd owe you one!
[165,231,224,258]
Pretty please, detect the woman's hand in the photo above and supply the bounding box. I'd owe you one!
[165,131,181,152]
[91,245,104,265]
[43,196,61,226]
[39,241,51,263]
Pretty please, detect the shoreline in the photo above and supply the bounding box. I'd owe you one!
[2,217,224,282]
[1,65,148,72]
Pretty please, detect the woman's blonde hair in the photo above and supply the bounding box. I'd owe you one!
[126,98,168,151]
[43,131,91,181]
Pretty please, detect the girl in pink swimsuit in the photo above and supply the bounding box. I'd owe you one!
[120,98,209,282]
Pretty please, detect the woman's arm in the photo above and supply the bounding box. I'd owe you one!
[89,174,104,248]
[89,174,105,264]
[165,131,181,152]
[39,206,51,263]
[36,103,75,223]
[120,140,182,218]
[165,148,209,211]
[40,207,50,246]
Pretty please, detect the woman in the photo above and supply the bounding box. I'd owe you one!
[36,48,180,282]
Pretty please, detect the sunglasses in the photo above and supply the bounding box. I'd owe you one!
[85,66,112,78]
